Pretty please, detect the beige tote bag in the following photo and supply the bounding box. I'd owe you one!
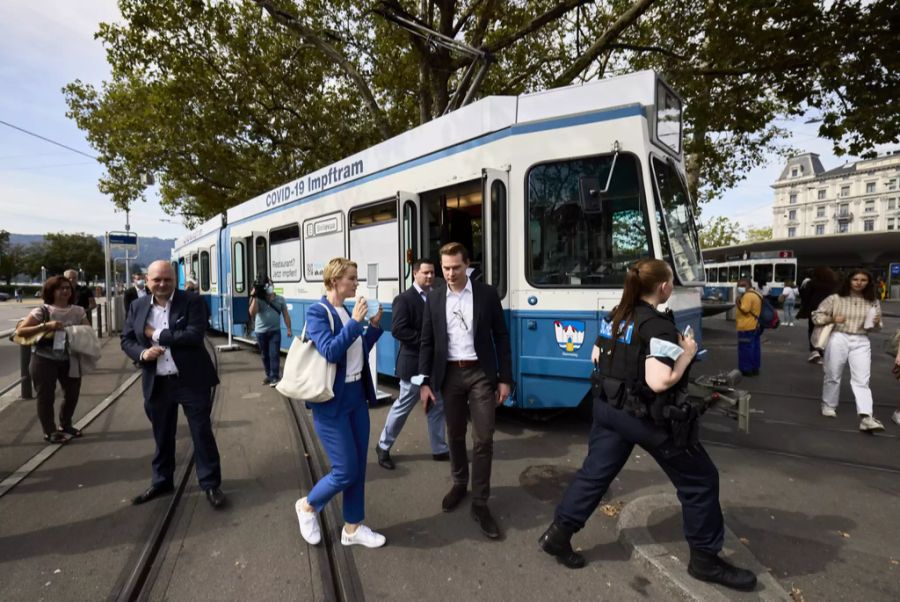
[276,303,337,403]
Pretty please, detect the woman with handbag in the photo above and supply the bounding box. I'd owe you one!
[14,275,90,443]
[799,267,837,364]
[812,269,883,431]
[294,257,387,548]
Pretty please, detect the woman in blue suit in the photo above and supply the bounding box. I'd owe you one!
[295,257,386,548]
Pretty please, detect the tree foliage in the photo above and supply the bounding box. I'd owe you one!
[65,0,898,223]
[699,216,742,249]
[23,234,106,282]
[743,226,773,243]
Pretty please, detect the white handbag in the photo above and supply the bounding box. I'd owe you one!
[276,303,337,403]
[810,322,834,352]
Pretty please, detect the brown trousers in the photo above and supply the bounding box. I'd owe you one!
[30,354,81,435]
[441,363,496,505]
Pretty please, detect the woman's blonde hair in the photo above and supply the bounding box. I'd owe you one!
[323,257,358,290]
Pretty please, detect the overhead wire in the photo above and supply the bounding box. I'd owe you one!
[0,119,98,160]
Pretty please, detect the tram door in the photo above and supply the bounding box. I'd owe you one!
[482,168,508,296]
[397,191,421,292]
[231,237,250,327]
[251,231,269,285]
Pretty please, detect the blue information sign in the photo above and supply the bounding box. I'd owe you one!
[109,233,138,245]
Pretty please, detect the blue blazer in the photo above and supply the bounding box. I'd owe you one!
[121,289,219,402]
[305,297,383,418]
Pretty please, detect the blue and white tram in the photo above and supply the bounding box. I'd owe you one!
[703,254,798,303]
[173,70,706,411]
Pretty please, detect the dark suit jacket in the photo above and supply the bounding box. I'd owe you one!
[418,280,513,392]
[121,289,219,402]
[304,298,383,418]
[124,286,143,317]
[391,286,427,381]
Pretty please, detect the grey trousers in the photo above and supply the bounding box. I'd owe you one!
[441,363,496,505]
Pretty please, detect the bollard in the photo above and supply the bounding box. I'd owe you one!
[19,344,33,399]
[96,304,103,338]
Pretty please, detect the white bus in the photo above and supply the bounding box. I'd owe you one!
[703,255,798,303]
[173,70,705,410]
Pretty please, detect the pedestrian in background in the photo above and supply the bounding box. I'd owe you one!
[539,259,756,592]
[14,287,23,302]
[892,336,900,426]
[781,279,798,326]
[14,276,90,443]
[813,269,884,432]
[65,269,97,325]
[121,261,225,508]
[799,267,838,364]
[249,278,292,386]
[735,278,762,377]
[295,258,387,549]
[124,272,148,317]
[184,278,198,292]
[375,258,449,470]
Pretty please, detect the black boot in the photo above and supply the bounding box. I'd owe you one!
[687,548,757,591]
[538,522,585,569]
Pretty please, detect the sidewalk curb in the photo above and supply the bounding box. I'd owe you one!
[616,493,791,601]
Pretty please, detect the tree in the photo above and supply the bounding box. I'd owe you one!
[65,0,898,221]
[27,234,105,281]
[699,216,742,249]
[743,226,773,243]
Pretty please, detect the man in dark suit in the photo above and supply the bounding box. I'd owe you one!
[121,260,225,508]
[375,259,449,470]
[419,243,513,539]
[123,272,147,317]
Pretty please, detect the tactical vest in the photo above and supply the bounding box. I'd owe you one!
[592,304,675,426]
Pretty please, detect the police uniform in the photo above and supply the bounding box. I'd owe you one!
[552,300,724,554]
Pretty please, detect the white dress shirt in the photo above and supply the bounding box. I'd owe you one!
[446,278,477,361]
[336,307,364,381]
[413,283,427,303]
[145,292,178,376]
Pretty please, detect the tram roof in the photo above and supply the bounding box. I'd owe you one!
[704,231,900,270]
[214,70,663,229]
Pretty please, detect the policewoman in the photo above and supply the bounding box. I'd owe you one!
[539,259,756,592]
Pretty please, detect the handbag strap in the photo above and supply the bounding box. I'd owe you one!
[300,302,335,340]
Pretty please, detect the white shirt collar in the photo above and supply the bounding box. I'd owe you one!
[445,277,472,297]
[413,283,426,296]
[152,290,175,307]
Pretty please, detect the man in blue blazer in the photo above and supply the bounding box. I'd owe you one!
[121,260,224,508]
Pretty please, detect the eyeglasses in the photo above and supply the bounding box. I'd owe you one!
[452,307,469,331]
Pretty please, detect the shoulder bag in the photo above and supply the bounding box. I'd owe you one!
[884,329,900,358]
[9,305,50,346]
[810,322,834,353]
[276,303,337,403]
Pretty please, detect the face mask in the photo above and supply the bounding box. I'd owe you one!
[266,285,274,294]
[736,286,746,294]
[136,280,145,288]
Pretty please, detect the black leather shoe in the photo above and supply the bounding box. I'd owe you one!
[471,504,501,539]
[132,483,174,505]
[205,487,226,508]
[375,445,395,470]
[539,522,585,569]
[432,452,450,462]
[441,484,467,512]
[688,549,757,591]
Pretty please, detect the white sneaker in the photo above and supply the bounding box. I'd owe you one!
[808,351,820,363]
[295,499,321,545]
[789,322,795,326]
[892,411,900,427]
[821,404,837,418]
[341,524,386,548]
[859,415,885,432]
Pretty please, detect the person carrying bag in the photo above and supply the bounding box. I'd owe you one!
[276,303,336,402]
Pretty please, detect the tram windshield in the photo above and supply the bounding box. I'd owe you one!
[651,157,704,284]
[527,153,651,287]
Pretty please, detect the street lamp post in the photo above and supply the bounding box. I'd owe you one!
[40,265,46,283]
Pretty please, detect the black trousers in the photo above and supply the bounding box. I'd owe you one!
[145,377,221,491]
[555,401,724,553]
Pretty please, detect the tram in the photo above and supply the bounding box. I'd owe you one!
[703,254,798,303]
[172,70,705,410]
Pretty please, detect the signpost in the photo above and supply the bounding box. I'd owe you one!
[105,230,139,334]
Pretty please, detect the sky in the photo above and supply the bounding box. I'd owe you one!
[0,1,894,240]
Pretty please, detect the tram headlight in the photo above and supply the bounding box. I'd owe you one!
[655,80,682,155]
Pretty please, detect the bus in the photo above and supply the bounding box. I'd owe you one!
[172,70,705,411]
[703,255,798,303]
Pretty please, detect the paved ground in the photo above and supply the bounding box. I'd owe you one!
[0,313,898,601]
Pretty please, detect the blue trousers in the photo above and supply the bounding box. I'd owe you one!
[378,379,449,454]
[256,330,281,380]
[783,300,795,324]
[145,379,221,491]
[737,329,761,373]
[308,381,369,523]
[555,402,724,553]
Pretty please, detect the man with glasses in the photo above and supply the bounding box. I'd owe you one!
[418,243,513,539]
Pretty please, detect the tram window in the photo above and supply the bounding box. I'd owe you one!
[349,201,398,281]
[718,267,728,282]
[234,241,246,293]
[421,179,484,280]
[210,244,217,285]
[490,180,507,297]
[728,265,739,282]
[255,235,268,282]
[402,201,419,288]
[269,224,301,282]
[651,157,704,283]
[740,264,752,280]
[775,263,795,283]
[304,212,346,281]
[527,153,650,287]
[707,268,717,283]
[191,253,199,284]
[200,250,210,291]
[753,263,773,287]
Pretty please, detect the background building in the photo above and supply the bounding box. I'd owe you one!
[772,151,900,239]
